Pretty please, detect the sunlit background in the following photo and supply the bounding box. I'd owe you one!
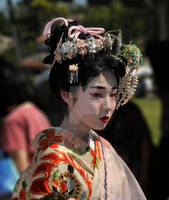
[0,1,169,199]
[1,0,168,146]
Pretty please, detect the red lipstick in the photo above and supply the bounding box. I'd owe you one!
[99,116,109,123]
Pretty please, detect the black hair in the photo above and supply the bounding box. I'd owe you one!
[0,56,34,112]
[43,20,126,113]
[43,20,78,65]
[48,53,125,97]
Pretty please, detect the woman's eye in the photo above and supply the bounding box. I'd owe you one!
[110,93,117,97]
[91,93,103,98]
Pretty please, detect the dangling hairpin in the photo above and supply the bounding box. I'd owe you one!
[68,64,79,84]
[116,44,143,109]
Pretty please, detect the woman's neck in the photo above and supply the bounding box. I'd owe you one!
[60,115,90,142]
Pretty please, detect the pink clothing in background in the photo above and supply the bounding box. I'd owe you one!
[0,103,50,162]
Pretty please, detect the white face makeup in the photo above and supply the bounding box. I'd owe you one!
[68,70,118,131]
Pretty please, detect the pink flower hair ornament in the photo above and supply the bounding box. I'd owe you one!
[42,17,115,65]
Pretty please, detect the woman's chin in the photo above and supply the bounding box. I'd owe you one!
[91,123,108,131]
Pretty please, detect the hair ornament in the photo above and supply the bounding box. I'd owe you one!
[68,64,79,85]
[119,44,143,69]
[115,44,143,109]
[53,33,114,64]
[68,25,105,39]
[43,17,73,37]
[42,17,117,65]
[43,17,143,107]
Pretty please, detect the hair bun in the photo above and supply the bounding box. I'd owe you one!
[45,39,52,46]
[43,55,54,64]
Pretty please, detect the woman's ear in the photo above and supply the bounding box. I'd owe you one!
[60,89,72,105]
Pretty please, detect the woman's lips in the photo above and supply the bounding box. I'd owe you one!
[99,116,109,123]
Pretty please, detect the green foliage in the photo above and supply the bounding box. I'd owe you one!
[84,1,126,29]
[84,1,146,44]
[0,0,155,63]
[31,0,54,9]
[122,8,146,42]
[110,1,126,28]
[31,0,70,18]
[133,97,162,146]
[12,0,71,56]
[0,11,11,35]
[1,48,18,65]
[84,6,112,28]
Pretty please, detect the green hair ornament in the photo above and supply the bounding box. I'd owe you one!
[115,44,143,109]
[119,44,143,69]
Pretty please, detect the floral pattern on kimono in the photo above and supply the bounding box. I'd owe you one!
[12,127,101,200]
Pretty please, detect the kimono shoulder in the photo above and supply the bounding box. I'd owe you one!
[12,127,96,200]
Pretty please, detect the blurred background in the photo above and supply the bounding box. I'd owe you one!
[0,0,169,199]
[0,0,165,143]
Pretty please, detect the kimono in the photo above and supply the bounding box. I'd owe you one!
[12,127,146,200]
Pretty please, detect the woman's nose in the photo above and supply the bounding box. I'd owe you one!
[103,97,112,111]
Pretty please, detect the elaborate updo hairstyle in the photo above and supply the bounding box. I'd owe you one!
[43,19,125,99]
[42,17,142,112]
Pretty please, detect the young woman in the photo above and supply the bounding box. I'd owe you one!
[12,17,146,200]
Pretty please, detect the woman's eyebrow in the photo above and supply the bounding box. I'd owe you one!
[90,86,117,90]
[90,86,105,89]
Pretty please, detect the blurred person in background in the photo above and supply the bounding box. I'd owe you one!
[0,55,51,173]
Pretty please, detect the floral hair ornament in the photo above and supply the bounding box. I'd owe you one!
[42,17,117,84]
[115,43,143,109]
[42,17,116,65]
[42,17,143,104]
